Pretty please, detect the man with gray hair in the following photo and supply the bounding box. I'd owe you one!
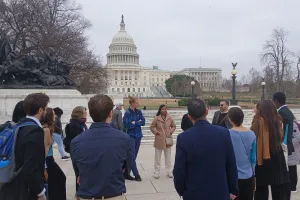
[112,104,123,130]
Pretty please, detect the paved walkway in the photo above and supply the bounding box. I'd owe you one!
[54,145,300,200]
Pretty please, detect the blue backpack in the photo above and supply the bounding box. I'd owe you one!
[0,121,37,190]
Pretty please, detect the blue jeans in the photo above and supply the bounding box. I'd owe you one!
[53,133,65,157]
[130,137,142,176]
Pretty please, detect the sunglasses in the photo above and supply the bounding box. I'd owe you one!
[219,104,224,107]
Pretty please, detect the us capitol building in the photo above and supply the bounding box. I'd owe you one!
[106,16,222,97]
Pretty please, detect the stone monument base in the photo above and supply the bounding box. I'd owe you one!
[0,89,123,125]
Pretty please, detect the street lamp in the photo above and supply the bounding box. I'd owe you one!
[261,78,266,101]
[191,81,195,99]
[231,63,238,105]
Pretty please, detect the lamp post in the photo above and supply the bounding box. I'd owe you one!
[261,78,266,101]
[191,81,195,99]
[231,63,238,105]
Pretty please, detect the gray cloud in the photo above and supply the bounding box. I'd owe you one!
[76,0,300,78]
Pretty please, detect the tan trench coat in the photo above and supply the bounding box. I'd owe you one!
[150,114,176,149]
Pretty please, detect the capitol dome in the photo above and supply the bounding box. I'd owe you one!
[111,16,135,45]
[107,15,140,67]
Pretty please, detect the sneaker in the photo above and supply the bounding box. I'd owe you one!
[154,172,160,179]
[292,190,297,193]
[167,172,173,178]
[124,174,135,181]
[135,175,142,182]
[62,156,70,161]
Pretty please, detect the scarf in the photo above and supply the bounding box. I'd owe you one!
[250,117,270,165]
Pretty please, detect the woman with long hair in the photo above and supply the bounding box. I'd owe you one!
[123,96,145,181]
[251,100,289,200]
[228,107,256,200]
[0,100,26,132]
[12,100,26,123]
[42,108,67,200]
[150,104,176,179]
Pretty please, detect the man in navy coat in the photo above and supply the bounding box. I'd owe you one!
[173,99,238,200]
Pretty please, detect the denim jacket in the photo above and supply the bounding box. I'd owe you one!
[123,108,145,138]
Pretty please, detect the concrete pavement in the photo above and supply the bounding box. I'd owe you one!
[54,144,300,200]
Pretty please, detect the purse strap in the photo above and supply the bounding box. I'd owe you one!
[159,119,166,136]
[235,131,255,176]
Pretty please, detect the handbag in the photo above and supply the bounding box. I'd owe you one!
[159,120,173,146]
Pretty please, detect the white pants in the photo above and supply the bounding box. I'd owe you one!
[154,147,172,173]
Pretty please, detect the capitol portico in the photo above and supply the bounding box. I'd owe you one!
[106,16,222,97]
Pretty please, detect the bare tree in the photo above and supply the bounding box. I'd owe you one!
[261,28,292,91]
[221,78,232,91]
[0,0,107,93]
[295,53,300,85]
[247,67,262,92]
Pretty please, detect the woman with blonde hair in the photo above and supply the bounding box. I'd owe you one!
[150,104,176,179]
[123,96,145,181]
[64,106,87,197]
[42,107,67,200]
[251,100,289,200]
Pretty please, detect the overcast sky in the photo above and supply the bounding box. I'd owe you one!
[76,0,300,78]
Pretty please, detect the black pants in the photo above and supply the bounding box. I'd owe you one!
[255,184,289,200]
[46,156,67,200]
[289,165,298,191]
[237,177,254,200]
[76,174,79,191]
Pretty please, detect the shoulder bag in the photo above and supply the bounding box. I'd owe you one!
[160,120,173,146]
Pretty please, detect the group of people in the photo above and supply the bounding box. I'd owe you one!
[0,91,299,200]
[175,92,299,200]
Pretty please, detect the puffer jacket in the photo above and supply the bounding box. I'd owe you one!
[288,121,300,166]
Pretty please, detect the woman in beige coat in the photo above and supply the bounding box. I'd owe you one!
[150,104,176,179]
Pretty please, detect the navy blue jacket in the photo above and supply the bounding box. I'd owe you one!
[123,108,145,138]
[70,122,133,198]
[173,120,238,200]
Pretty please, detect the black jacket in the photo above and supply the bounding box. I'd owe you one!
[0,118,45,200]
[278,106,295,155]
[181,114,193,131]
[66,119,86,142]
[212,111,232,129]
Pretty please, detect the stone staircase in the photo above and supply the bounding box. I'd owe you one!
[156,86,172,97]
[150,86,162,97]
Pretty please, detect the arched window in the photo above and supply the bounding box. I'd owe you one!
[112,88,114,92]
[122,88,125,92]
[128,88,130,92]
[138,88,140,92]
[133,88,135,92]
[117,88,120,92]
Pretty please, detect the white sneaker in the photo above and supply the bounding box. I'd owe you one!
[154,172,160,179]
[167,172,173,178]
[292,190,297,193]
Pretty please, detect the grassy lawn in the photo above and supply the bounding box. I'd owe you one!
[122,92,300,110]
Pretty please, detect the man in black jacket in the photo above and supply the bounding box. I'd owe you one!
[273,92,294,199]
[0,93,50,200]
[212,100,232,129]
